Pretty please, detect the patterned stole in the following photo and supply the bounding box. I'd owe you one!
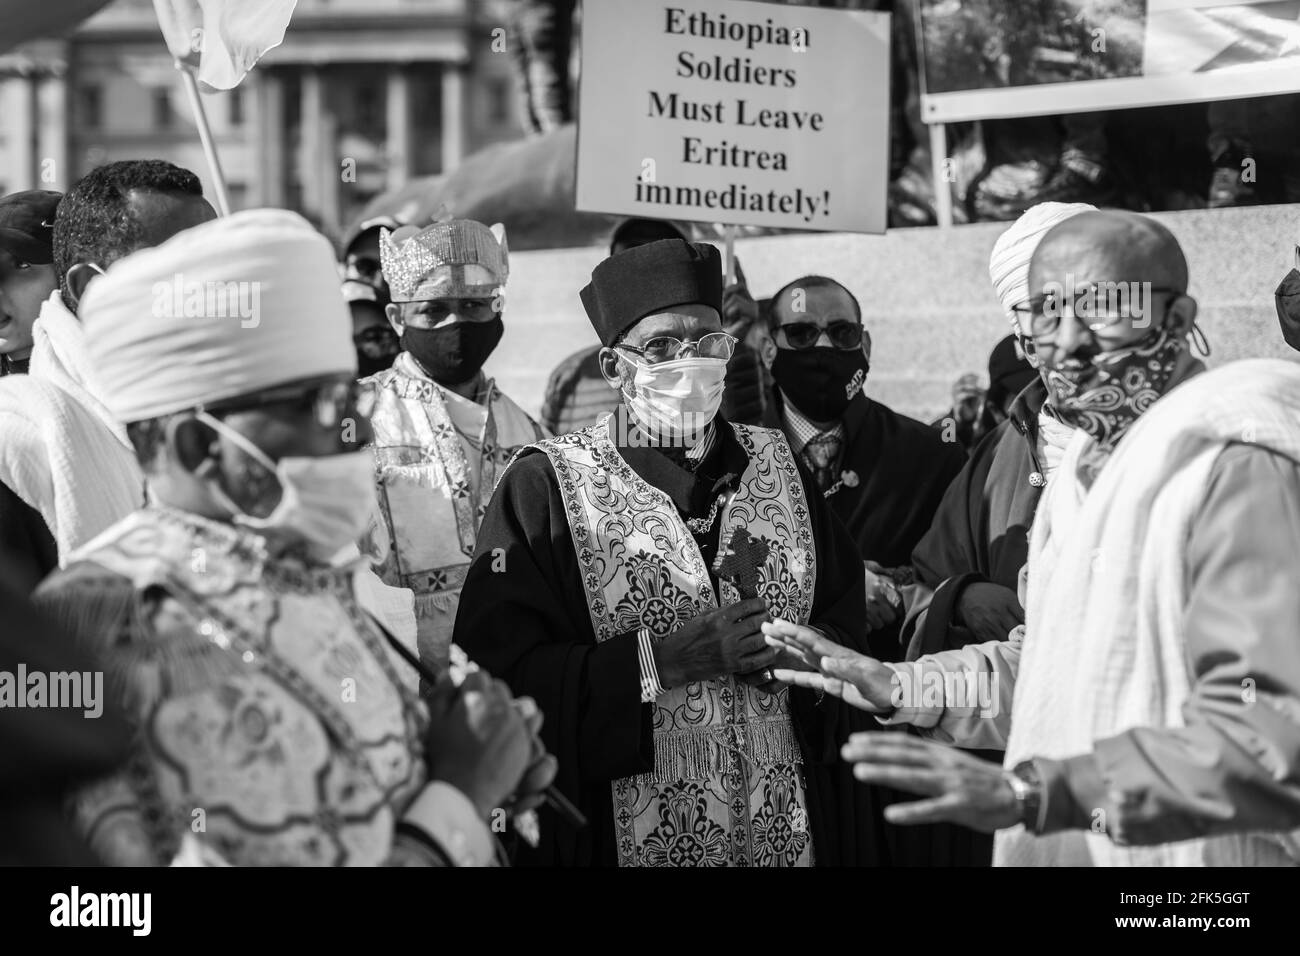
[368,367,541,670]
[384,371,499,557]
[530,417,817,867]
[72,507,427,865]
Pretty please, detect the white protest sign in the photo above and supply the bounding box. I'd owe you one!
[575,0,891,234]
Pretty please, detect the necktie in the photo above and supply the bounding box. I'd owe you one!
[802,432,842,493]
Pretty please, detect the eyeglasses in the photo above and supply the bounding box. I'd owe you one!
[353,325,399,357]
[1015,332,1040,364]
[777,321,864,351]
[345,256,382,281]
[615,331,737,364]
[201,378,375,429]
[1012,285,1182,343]
[404,298,499,327]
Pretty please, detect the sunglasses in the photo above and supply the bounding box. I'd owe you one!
[777,321,863,350]
[353,325,399,356]
[346,256,382,280]
[201,378,375,429]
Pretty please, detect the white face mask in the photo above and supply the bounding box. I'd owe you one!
[619,354,727,444]
[195,411,375,562]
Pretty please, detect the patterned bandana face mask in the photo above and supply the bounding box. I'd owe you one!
[1276,267,1300,334]
[1043,325,1185,450]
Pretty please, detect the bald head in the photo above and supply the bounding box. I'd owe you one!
[1029,210,1188,299]
[1025,210,1199,367]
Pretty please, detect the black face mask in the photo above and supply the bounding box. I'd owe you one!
[771,346,869,422]
[1275,268,1300,351]
[354,326,400,378]
[401,317,503,386]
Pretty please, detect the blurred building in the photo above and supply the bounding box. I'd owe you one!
[0,0,523,239]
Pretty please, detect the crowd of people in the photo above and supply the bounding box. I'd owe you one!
[1,157,1299,867]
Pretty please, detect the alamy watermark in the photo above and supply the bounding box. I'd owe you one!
[50,886,150,936]
[612,411,715,449]
[1039,274,1159,329]
[152,273,261,328]
[890,667,1000,718]
[0,665,103,718]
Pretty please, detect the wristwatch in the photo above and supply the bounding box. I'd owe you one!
[1004,759,1045,833]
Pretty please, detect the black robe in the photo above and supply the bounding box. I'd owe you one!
[762,389,967,662]
[908,379,1050,656]
[0,567,131,864]
[764,388,970,866]
[454,407,874,866]
[893,378,1049,866]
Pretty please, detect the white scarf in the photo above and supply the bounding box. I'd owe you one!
[29,291,132,448]
[1035,406,1075,486]
[0,292,144,562]
[998,359,1300,866]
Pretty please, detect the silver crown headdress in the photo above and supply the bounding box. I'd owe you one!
[379,219,509,303]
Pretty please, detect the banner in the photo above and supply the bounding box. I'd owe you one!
[575,0,891,233]
[916,0,1300,123]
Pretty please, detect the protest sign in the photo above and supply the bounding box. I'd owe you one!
[575,0,891,233]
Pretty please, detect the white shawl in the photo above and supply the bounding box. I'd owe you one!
[0,293,144,562]
[998,358,1300,866]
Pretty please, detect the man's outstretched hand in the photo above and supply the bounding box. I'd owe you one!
[763,618,896,712]
[841,732,1021,832]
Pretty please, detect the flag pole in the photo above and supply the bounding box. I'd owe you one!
[175,60,231,216]
[723,223,736,285]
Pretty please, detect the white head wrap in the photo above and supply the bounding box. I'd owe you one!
[80,209,355,424]
[988,202,1097,333]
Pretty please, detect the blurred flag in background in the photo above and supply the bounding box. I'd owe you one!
[152,0,298,90]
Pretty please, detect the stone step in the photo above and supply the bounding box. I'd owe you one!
[488,203,1300,423]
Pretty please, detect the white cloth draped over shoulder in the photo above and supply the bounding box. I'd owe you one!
[0,292,144,561]
[999,358,1300,866]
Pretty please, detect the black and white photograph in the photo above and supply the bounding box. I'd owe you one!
[0,0,1298,938]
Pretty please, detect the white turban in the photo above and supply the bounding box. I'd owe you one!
[988,202,1097,332]
[81,209,356,424]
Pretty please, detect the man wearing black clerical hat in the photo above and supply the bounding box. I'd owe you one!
[456,238,874,867]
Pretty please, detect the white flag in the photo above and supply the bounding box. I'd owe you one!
[152,0,297,90]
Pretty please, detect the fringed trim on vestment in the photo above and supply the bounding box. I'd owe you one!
[379,462,454,494]
[745,718,802,768]
[635,718,803,785]
[413,590,460,619]
[40,573,136,654]
[40,573,246,718]
[120,630,245,716]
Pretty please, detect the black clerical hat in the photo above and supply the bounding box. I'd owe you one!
[580,238,723,346]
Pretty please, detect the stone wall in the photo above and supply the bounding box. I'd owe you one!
[487,203,1300,422]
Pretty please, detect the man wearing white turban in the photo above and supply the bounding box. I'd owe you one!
[0,161,215,587]
[908,201,1093,653]
[774,210,1300,867]
[760,203,1094,868]
[34,209,556,866]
